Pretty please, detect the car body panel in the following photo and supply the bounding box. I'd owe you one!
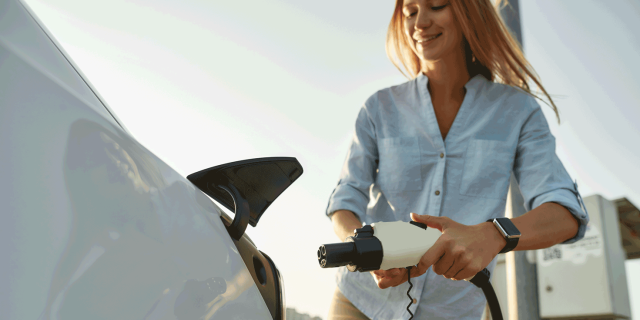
[0,0,128,132]
[0,0,273,319]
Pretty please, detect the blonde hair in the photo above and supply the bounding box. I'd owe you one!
[386,0,560,122]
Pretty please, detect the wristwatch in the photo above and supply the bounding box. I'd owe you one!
[486,217,521,253]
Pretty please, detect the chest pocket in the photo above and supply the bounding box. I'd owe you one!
[377,137,422,192]
[460,139,514,199]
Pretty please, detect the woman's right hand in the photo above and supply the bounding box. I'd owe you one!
[370,268,409,289]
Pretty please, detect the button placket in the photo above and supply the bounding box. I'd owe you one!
[434,149,445,197]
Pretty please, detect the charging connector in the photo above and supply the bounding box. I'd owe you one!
[318,221,503,320]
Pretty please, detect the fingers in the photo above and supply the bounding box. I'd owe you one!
[410,213,450,232]
[433,251,455,276]
[443,259,465,279]
[408,215,493,282]
[376,268,409,289]
[434,244,483,281]
[440,244,470,278]
[372,268,399,278]
[415,236,446,275]
[384,268,403,277]
[443,256,467,280]
[452,263,483,281]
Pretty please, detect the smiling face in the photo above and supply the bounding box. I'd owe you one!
[402,0,465,67]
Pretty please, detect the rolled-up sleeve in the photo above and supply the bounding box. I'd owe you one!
[326,104,378,221]
[512,97,589,244]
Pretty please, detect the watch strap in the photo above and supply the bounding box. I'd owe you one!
[500,236,518,254]
[487,218,519,254]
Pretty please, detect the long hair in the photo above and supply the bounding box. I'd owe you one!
[386,0,560,122]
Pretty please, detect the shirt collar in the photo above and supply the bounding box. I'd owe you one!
[416,72,486,96]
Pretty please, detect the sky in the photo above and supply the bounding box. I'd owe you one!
[22,0,640,318]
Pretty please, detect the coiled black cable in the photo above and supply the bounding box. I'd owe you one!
[406,266,414,320]
[404,267,501,320]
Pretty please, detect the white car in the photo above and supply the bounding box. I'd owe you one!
[0,0,298,319]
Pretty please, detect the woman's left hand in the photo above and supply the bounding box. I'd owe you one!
[409,212,506,281]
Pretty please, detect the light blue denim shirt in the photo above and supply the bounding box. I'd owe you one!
[326,73,589,320]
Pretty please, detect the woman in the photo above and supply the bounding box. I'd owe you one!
[325,0,589,319]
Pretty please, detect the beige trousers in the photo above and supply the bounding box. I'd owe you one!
[326,287,371,320]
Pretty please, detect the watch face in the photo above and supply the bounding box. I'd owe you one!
[496,218,521,238]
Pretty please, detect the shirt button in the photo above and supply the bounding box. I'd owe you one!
[440,153,444,158]
[435,190,440,196]
[413,298,417,304]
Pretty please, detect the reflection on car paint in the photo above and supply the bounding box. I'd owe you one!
[35,120,271,319]
[174,277,227,319]
[1,0,273,318]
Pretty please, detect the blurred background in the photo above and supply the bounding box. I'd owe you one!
[22,0,639,318]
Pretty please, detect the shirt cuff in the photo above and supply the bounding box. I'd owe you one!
[530,182,590,244]
[326,182,368,223]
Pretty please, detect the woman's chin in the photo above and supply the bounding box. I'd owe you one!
[418,54,443,65]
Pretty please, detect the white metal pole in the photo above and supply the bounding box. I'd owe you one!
[505,175,541,320]
[499,1,542,319]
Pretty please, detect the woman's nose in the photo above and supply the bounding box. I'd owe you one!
[415,11,432,30]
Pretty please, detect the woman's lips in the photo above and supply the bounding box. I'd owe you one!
[416,33,442,46]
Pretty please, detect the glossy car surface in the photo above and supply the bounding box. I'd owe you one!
[0,0,281,318]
